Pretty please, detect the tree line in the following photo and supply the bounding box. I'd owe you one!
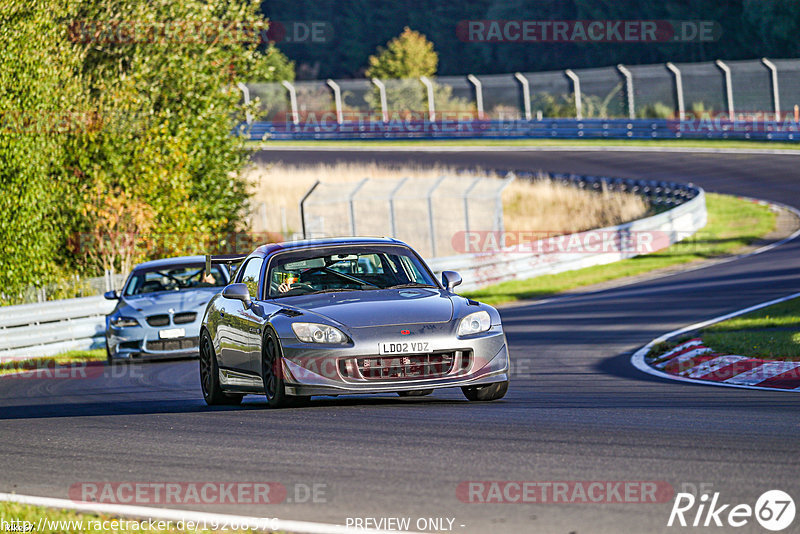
[262,0,800,79]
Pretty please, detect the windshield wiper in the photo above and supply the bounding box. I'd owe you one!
[384,282,437,289]
[307,288,363,294]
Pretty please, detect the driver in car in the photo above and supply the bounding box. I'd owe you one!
[277,272,300,293]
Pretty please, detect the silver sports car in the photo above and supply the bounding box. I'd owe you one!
[104,256,230,363]
[199,238,509,407]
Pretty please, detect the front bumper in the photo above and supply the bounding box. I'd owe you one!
[106,322,201,360]
[279,326,509,396]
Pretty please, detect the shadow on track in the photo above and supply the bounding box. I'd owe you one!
[0,395,475,420]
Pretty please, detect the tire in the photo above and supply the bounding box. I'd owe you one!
[199,329,243,406]
[461,381,508,401]
[262,328,309,408]
[397,389,434,397]
[105,333,114,365]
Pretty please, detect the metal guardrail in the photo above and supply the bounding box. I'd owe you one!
[427,171,706,291]
[0,172,706,361]
[242,118,800,142]
[242,58,800,141]
[0,296,114,361]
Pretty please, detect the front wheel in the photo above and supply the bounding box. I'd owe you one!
[461,381,508,401]
[199,330,243,406]
[262,329,309,408]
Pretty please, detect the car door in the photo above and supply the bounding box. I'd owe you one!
[218,256,264,374]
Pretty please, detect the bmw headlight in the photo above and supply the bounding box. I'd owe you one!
[292,322,348,344]
[457,311,491,336]
[111,316,139,328]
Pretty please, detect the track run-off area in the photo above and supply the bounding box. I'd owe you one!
[2,147,800,533]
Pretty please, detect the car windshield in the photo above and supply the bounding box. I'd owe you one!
[266,245,438,298]
[123,264,227,296]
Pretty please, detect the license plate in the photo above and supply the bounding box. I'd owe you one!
[159,328,185,339]
[379,341,430,355]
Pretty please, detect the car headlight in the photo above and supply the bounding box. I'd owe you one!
[457,311,491,336]
[111,316,139,328]
[292,322,348,344]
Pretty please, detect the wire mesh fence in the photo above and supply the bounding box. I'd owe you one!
[246,58,800,124]
[299,175,515,258]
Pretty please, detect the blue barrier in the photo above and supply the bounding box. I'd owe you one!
[240,118,800,142]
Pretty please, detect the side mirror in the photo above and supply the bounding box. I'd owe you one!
[103,290,119,300]
[441,271,462,291]
[222,283,252,307]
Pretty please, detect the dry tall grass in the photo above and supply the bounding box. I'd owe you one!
[244,162,648,239]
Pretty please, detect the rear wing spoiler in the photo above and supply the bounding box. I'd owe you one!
[204,254,248,276]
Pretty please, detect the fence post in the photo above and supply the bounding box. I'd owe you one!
[236,82,253,125]
[419,76,436,121]
[388,178,408,238]
[467,74,484,119]
[348,178,369,236]
[715,60,735,118]
[497,173,516,234]
[281,81,299,125]
[299,180,320,239]
[427,176,446,257]
[564,69,582,120]
[617,64,635,119]
[326,79,344,124]
[666,62,685,121]
[514,73,532,120]
[463,177,482,250]
[761,58,781,121]
[371,78,388,122]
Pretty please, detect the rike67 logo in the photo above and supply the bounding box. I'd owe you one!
[668,490,795,531]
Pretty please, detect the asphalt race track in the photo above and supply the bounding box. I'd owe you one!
[2,148,800,533]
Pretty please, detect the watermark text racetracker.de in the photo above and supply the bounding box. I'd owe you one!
[457,480,674,504]
[68,19,333,45]
[451,230,679,255]
[1,517,282,532]
[456,20,721,43]
[1,361,142,380]
[69,481,328,505]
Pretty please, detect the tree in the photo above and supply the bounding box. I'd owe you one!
[63,0,294,273]
[0,0,295,300]
[365,27,437,79]
[0,0,86,296]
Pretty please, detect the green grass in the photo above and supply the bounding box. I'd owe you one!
[0,349,105,376]
[0,502,261,533]
[701,331,800,361]
[463,193,777,306]
[249,138,800,150]
[699,296,800,361]
[704,298,800,332]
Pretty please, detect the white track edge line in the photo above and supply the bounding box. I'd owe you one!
[0,493,424,534]
[630,291,800,393]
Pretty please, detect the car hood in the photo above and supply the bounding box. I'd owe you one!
[122,288,219,315]
[282,288,454,327]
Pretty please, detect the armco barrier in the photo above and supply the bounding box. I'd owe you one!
[0,173,705,360]
[0,296,114,361]
[427,172,706,292]
[243,118,800,142]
